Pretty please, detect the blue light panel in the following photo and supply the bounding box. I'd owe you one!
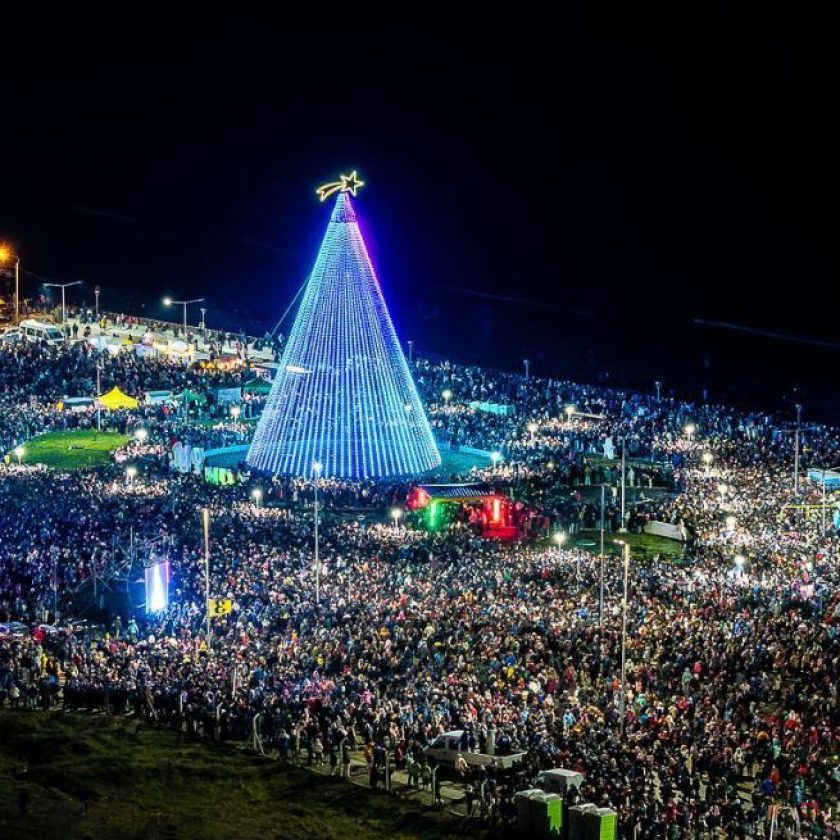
[247,193,441,479]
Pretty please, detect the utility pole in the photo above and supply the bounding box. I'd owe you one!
[96,362,102,431]
[313,462,322,603]
[616,540,630,736]
[599,483,605,627]
[619,435,627,532]
[794,403,802,494]
[203,507,210,640]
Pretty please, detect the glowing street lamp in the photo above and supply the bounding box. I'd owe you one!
[553,531,566,550]
[717,483,728,495]
[134,428,148,444]
[702,452,713,475]
[126,465,137,486]
[491,451,501,473]
[725,515,737,531]
[565,405,576,421]
[230,405,241,422]
[546,461,555,471]
[13,445,25,465]
[391,507,403,528]
[251,488,263,507]
[163,295,205,339]
[0,243,21,324]
[441,389,452,404]
[684,423,696,441]
[527,421,538,440]
[734,554,745,568]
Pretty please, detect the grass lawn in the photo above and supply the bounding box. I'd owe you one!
[0,712,492,840]
[11,430,130,470]
[432,449,491,477]
[566,529,687,563]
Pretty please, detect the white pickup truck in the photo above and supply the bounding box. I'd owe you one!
[424,730,527,770]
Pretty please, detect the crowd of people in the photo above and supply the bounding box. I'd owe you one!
[2,329,840,838]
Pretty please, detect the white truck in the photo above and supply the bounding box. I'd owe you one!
[424,730,527,770]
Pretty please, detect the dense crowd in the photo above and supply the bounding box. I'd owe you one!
[2,333,840,838]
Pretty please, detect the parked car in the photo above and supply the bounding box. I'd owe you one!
[0,621,29,640]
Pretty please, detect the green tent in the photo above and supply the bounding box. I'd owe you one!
[172,389,208,406]
[243,377,272,395]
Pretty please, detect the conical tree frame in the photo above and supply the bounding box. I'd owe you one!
[247,192,441,479]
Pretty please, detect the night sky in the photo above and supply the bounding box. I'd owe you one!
[1,18,834,413]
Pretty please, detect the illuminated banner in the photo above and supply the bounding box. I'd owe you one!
[144,560,170,613]
[207,598,233,617]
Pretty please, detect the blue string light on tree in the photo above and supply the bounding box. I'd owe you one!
[247,173,441,479]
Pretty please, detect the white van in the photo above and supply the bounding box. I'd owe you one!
[19,319,65,345]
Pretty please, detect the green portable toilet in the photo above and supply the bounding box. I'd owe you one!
[584,807,617,840]
[527,789,550,838]
[568,803,597,840]
[544,792,563,838]
[516,789,541,835]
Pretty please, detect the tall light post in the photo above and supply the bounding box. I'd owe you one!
[313,461,322,603]
[163,296,205,339]
[251,488,263,508]
[134,428,148,445]
[654,380,662,402]
[599,483,606,627]
[96,362,103,431]
[203,507,211,640]
[0,244,21,324]
[491,451,501,474]
[794,403,803,494]
[523,359,530,380]
[94,285,101,318]
[441,389,452,406]
[565,405,576,424]
[44,280,82,327]
[619,434,627,532]
[391,507,403,529]
[684,423,696,443]
[200,307,207,332]
[14,445,25,465]
[407,340,414,365]
[126,465,137,486]
[527,421,538,443]
[702,451,713,476]
[614,539,631,736]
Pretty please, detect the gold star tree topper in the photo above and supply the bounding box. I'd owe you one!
[316,171,365,202]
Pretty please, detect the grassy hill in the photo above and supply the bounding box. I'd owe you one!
[0,712,491,840]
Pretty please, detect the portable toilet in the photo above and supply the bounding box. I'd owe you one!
[544,792,564,838]
[568,803,597,840]
[527,789,550,838]
[584,807,617,840]
[516,789,541,834]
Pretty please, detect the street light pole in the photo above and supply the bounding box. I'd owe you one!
[44,280,82,328]
[203,507,210,640]
[523,359,530,380]
[794,403,802,494]
[408,340,414,364]
[599,483,605,627]
[14,256,19,324]
[313,462,322,603]
[615,539,630,736]
[163,296,205,340]
[96,363,102,431]
[619,435,627,532]
[94,286,100,318]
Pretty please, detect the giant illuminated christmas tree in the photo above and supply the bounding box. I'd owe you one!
[247,174,441,479]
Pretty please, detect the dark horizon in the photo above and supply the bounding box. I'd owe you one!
[1,18,835,416]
